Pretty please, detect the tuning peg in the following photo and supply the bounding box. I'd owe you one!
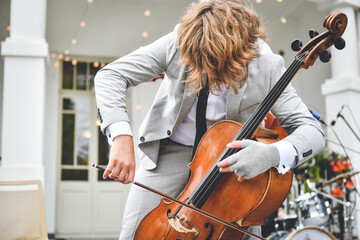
[309,29,319,39]
[334,37,346,50]
[291,39,303,52]
[319,50,331,63]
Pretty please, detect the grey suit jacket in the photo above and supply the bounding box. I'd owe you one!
[95,25,325,170]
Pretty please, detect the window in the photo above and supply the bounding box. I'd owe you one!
[60,97,91,181]
[60,60,106,181]
[61,60,101,92]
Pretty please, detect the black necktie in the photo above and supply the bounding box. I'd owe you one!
[192,78,209,157]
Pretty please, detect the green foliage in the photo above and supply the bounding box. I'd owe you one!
[303,146,343,192]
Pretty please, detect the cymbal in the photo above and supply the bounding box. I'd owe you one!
[323,171,360,186]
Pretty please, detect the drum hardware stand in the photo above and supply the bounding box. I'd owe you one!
[295,200,304,229]
[306,179,354,240]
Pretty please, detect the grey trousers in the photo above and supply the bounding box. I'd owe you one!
[119,138,261,240]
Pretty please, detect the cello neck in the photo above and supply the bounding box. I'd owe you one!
[235,57,304,141]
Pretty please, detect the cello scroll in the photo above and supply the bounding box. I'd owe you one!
[295,11,347,69]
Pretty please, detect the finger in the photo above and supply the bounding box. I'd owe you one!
[109,163,121,179]
[232,166,246,177]
[226,154,239,166]
[239,139,253,148]
[103,161,115,179]
[217,159,230,168]
[226,141,243,149]
[123,168,135,184]
[237,176,245,182]
[116,168,128,183]
[218,166,231,173]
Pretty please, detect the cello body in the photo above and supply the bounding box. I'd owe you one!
[135,120,292,240]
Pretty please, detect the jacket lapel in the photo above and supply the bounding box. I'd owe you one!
[226,82,247,121]
[173,70,197,131]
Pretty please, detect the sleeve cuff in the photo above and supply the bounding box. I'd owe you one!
[273,140,298,174]
[105,121,133,146]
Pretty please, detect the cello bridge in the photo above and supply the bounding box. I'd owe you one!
[168,215,199,236]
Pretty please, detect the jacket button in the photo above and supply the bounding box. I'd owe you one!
[167,130,171,136]
[140,137,145,142]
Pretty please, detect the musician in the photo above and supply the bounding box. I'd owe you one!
[94,0,325,239]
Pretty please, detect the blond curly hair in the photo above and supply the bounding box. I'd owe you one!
[178,0,266,94]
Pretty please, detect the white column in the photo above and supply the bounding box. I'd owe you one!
[0,0,48,182]
[321,1,360,238]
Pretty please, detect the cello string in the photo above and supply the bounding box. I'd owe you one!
[194,52,309,206]
[189,57,305,206]
[163,214,178,240]
[190,52,308,207]
[200,53,308,198]
[190,55,306,205]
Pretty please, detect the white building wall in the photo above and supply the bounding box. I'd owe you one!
[43,56,60,234]
[0,0,10,168]
[0,47,3,160]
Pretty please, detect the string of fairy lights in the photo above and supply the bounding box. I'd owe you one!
[255,0,288,24]
[1,0,293,66]
[52,0,95,68]
[50,0,293,69]
[50,0,153,69]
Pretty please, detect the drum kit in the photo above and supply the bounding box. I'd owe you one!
[266,170,359,240]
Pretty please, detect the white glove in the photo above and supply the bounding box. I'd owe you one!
[217,139,280,180]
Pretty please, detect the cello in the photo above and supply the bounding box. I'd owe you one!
[96,11,347,240]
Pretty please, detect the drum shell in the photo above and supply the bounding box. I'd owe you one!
[299,193,331,226]
[267,226,336,240]
[286,226,337,240]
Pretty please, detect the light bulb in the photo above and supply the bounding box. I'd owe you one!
[144,10,151,17]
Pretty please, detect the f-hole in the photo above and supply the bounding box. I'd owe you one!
[205,223,214,240]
